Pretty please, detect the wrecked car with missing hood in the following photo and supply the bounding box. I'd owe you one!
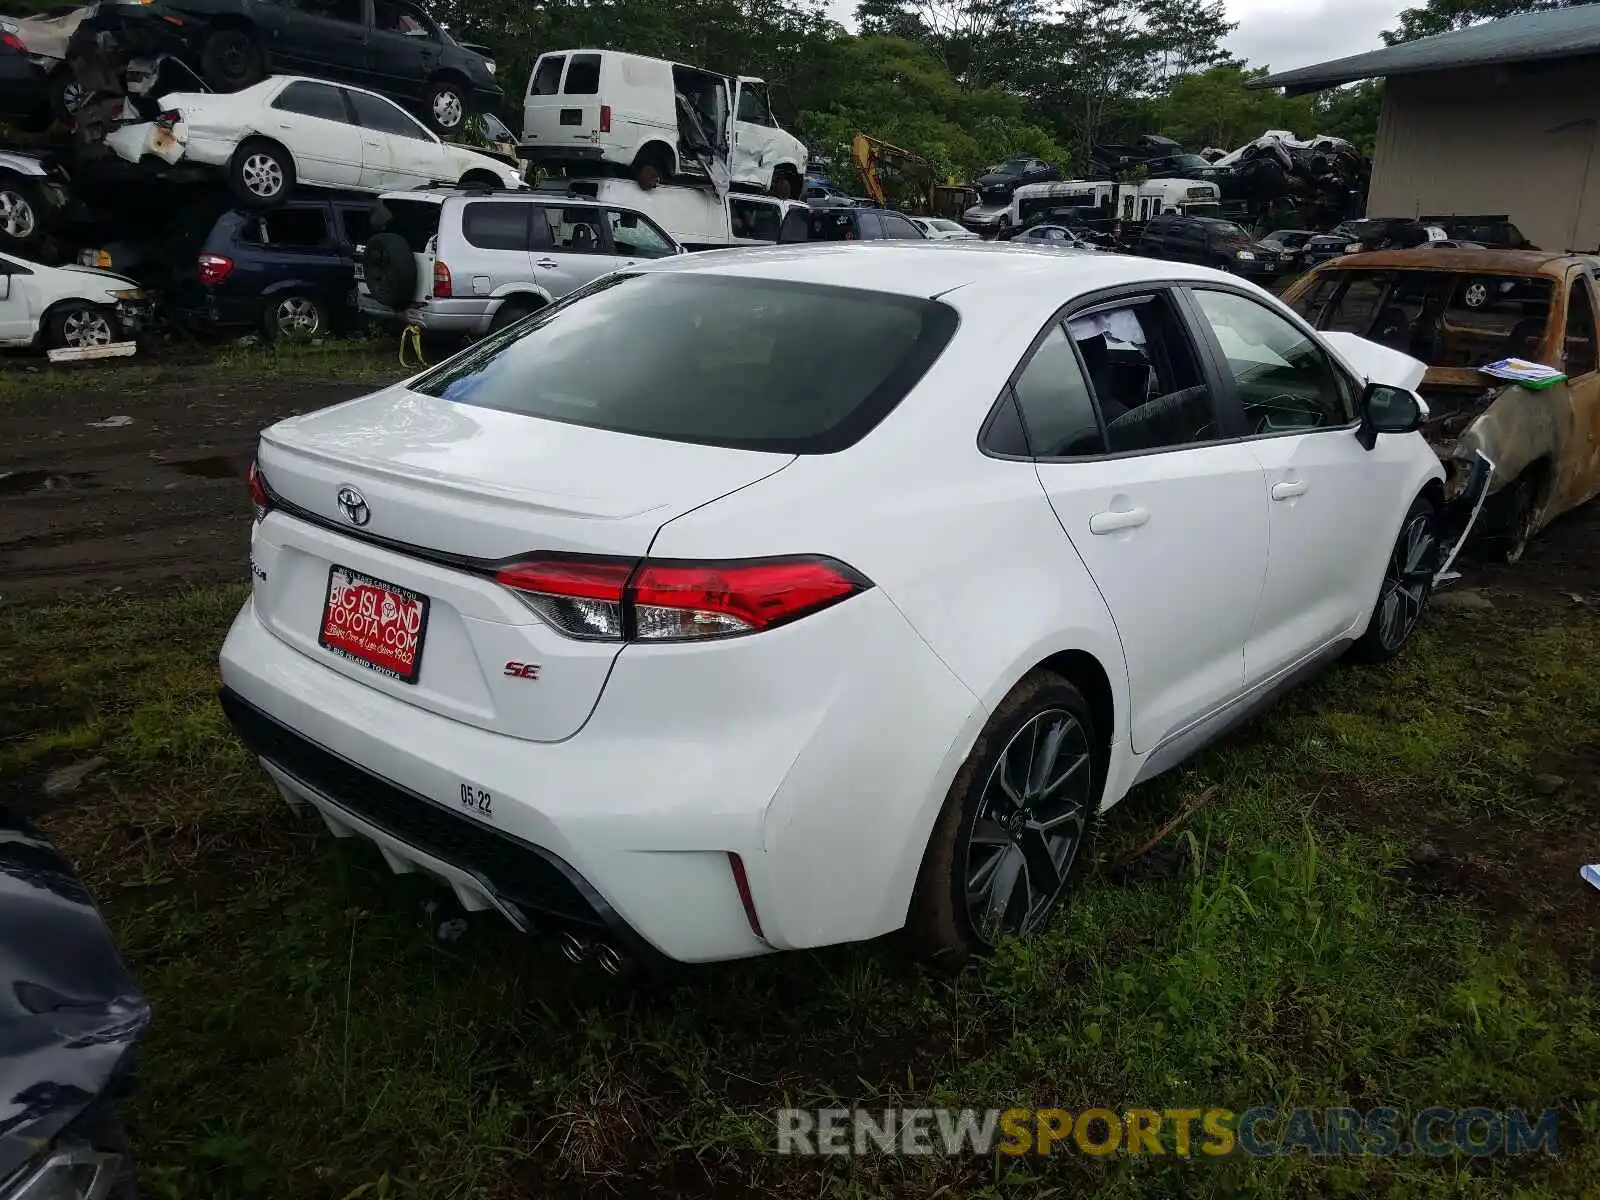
[1284,248,1600,561]
[1,805,148,1199]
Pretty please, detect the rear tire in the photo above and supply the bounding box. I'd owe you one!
[425,78,470,134]
[1350,494,1438,664]
[263,292,328,342]
[0,175,48,254]
[200,27,265,91]
[907,671,1103,963]
[488,298,540,333]
[228,138,293,207]
[1493,469,1543,564]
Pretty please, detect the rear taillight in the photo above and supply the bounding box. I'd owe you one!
[599,104,611,133]
[197,253,233,285]
[247,459,271,522]
[0,32,24,52]
[432,260,452,298]
[494,556,633,640]
[493,554,869,642]
[155,108,181,128]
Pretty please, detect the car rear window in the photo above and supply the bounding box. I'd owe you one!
[1308,269,1555,368]
[373,198,441,252]
[529,55,564,96]
[409,273,959,453]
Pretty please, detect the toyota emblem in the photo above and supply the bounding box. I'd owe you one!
[336,485,370,527]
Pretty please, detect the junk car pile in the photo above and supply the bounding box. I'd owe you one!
[0,18,832,348]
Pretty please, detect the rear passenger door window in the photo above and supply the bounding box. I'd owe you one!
[856,213,884,240]
[272,80,349,123]
[259,207,334,249]
[1008,325,1105,457]
[462,202,531,251]
[1189,288,1355,433]
[1066,294,1223,453]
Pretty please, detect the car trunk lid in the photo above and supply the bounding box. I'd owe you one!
[252,384,795,741]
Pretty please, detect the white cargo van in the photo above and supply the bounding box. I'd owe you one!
[520,49,807,198]
[547,178,809,250]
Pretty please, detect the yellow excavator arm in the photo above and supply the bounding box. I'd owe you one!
[852,132,928,209]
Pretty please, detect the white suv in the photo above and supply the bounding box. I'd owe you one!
[357,186,684,338]
[222,243,1486,966]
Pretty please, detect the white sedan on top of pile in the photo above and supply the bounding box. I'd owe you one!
[105,76,523,206]
[220,242,1486,967]
[911,217,981,241]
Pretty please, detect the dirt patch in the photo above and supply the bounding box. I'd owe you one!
[0,366,390,603]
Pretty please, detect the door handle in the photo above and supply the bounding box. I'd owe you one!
[1271,480,1308,501]
[534,259,559,269]
[1088,507,1149,535]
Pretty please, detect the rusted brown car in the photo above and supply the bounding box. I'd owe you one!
[1283,249,1600,560]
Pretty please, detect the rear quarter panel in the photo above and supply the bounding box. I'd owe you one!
[644,308,1131,938]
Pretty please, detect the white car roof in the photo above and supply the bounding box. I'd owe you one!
[633,242,1245,313]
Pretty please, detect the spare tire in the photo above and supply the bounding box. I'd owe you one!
[364,232,417,310]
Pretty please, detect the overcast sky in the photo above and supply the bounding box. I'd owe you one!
[822,0,1407,73]
[1223,0,1403,71]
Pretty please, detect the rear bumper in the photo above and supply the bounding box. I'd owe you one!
[218,585,983,962]
[516,143,606,163]
[402,298,491,335]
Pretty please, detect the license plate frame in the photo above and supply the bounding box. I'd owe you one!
[317,565,430,684]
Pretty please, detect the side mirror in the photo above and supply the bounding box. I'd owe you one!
[1356,381,1425,450]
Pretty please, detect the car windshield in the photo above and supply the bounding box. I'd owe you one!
[409,273,960,453]
[1294,268,1555,368]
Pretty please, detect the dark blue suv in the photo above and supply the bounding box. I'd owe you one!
[173,191,376,339]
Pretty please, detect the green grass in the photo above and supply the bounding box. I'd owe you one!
[0,338,406,401]
[2,588,1597,1198]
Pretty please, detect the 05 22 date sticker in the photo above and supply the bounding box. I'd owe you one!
[460,783,494,821]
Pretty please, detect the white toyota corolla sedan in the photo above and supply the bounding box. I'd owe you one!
[220,242,1483,967]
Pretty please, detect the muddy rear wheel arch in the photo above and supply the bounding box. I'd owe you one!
[631,141,676,189]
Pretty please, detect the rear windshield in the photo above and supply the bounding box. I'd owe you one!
[373,198,441,252]
[1297,268,1555,367]
[410,273,959,453]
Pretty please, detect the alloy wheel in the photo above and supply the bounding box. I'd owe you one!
[1376,512,1437,651]
[0,190,36,240]
[963,708,1093,944]
[1463,282,1489,309]
[61,309,113,348]
[61,80,87,114]
[242,153,284,198]
[273,296,321,338]
[432,89,464,129]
